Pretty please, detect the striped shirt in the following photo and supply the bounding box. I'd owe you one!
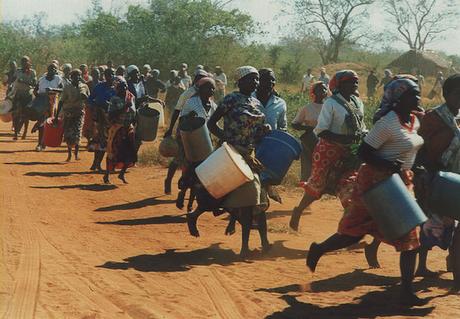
[364,111,424,170]
[180,95,217,121]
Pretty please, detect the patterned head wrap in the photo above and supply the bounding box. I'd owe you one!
[373,77,420,123]
[328,70,358,93]
[152,69,160,76]
[309,81,326,101]
[234,66,258,82]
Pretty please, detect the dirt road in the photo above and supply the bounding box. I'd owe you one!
[0,121,458,319]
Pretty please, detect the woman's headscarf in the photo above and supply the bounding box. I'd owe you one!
[373,77,420,123]
[309,81,326,101]
[328,70,358,94]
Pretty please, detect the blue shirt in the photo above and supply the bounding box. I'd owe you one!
[254,92,287,131]
[87,82,116,111]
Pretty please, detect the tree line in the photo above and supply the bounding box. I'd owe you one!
[0,0,458,83]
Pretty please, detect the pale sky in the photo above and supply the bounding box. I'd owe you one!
[1,0,459,55]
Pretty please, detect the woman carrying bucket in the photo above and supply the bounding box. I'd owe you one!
[207,66,271,258]
[289,70,366,231]
[306,78,427,307]
[177,77,217,210]
[56,69,90,162]
[103,76,137,184]
[370,74,460,290]
[292,81,328,181]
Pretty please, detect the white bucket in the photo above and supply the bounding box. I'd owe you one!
[148,102,165,127]
[195,142,254,199]
[0,99,13,115]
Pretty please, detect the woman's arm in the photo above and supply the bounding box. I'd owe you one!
[207,106,225,140]
[357,142,402,172]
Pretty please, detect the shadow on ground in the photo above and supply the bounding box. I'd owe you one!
[97,243,243,272]
[96,214,187,225]
[95,196,176,212]
[25,171,97,177]
[31,183,117,191]
[5,161,67,165]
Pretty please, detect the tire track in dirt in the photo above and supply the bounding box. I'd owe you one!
[195,267,250,319]
[2,166,40,319]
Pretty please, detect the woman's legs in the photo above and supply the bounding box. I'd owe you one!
[306,233,363,272]
[74,144,80,160]
[415,248,437,277]
[164,161,178,194]
[118,163,129,183]
[66,145,72,161]
[256,212,270,252]
[91,151,105,171]
[36,126,44,151]
[365,238,381,268]
[21,120,29,139]
[400,249,427,305]
[290,193,316,231]
[451,225,460,291]
[239,207,253,258]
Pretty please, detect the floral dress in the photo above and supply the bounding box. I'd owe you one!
[218,92,268,208]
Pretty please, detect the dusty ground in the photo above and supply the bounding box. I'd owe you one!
[0,120,459,319]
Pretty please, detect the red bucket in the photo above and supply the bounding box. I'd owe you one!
[43,117,64,147]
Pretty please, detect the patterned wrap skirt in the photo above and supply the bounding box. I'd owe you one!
[106,124,137,171]
[63,109,84,146]
[338,164,420,252]
[301,138,358,199]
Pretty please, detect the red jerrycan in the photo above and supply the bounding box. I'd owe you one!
[43,117,64,147]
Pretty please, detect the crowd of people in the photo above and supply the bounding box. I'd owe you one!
[2,55,460,308]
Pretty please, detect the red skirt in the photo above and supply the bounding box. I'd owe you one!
[106,124,137,171]
[301,138,355,199]
[338,164,420,252]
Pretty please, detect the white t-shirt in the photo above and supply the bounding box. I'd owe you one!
[37,75,63,94]
[292,102,323,127]
[180,95,217,121]
[302,74,314,86]
[314,94,365,136]
[174,86,198,111]
[364,111,424,170]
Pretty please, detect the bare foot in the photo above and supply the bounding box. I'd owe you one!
[103,175,110,184]
[118,174,128,184]
[365,242,381,269]
[65,157,71,162]
[289,207,302,232]
[306,243,322,272]
[186,212,200,237]
[262,242,272,254]
[239,247,250,259]
[75,156,80,161]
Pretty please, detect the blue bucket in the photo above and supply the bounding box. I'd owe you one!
[429,171,460,220]
[363,174,427,241]
[256,130,302,185]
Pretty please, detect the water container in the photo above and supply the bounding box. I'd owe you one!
[363,173,427,241]
[0,99,13,115]
[179,117,214,162]
[148,102,165,127]
[43,117,64,147]
[0,112,12,122]
[256,130,302,185]
[0,99,13,122]
[429,171,460,220]
[196,142,254,199]
[137,107,160,141]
